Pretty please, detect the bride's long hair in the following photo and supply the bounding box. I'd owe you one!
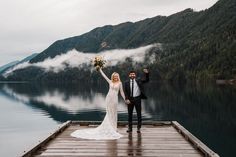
[111,72,121,83]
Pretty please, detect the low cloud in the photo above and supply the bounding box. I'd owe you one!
[4,44,161,77]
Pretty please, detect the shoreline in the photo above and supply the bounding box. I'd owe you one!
[216,79,236,85]
[0,79,235,86]
[0,81,29,83]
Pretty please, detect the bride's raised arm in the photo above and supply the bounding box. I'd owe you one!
[119,82,126,101]
[99,68,111,83]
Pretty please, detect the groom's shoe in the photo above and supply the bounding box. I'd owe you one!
[126,128,132,133]
[137,128,141,133]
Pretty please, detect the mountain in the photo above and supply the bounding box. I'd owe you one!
[29,9,196,63]
[30,0,236,64]
[0,53,38,75]
[0,61,19,73]
[1,0,236,82]
[19,53,39,64]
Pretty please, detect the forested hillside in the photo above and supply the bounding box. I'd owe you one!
[1,0,235,83]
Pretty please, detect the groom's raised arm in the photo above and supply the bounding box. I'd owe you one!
[141,69,149,83]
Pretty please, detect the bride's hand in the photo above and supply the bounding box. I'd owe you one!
[125,99,131,104]
[96,66,101,71]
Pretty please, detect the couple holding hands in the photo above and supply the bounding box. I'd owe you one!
[71,67,149,140]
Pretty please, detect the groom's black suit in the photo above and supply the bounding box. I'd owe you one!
[124,72,149,129]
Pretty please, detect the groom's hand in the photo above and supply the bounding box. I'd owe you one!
[143,68,149,73]
[125,99,131,104]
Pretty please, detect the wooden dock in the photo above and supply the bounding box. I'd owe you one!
[22,121,219,157]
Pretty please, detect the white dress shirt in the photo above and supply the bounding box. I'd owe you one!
[130,79,141,97]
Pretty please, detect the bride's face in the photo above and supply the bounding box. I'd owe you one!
[112,74,119,82]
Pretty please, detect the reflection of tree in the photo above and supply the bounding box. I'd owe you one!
[0,82,236,156]
[143,82,236,126]
[28,100,106,123]
[0,82,105,99]
[0,83,108,123]
[1,82,236,126]
[0,82,148,123]
[142,82,236,157]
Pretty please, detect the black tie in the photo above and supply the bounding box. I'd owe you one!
[131,79,134,97]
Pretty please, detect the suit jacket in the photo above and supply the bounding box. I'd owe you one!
[124,72,149,100]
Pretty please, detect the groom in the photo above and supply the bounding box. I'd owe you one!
[124,69,149,133]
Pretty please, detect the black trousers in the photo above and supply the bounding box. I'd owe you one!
[128,96,142,129]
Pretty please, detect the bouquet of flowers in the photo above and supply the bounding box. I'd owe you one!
[92,56,106,71]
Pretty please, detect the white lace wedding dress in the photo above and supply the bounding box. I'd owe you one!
[70,68,126,140]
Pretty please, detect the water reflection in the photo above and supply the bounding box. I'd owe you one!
[106,140,118,156]
[127,133,142,156]
[0,82,235,157]
[0,82,152,123]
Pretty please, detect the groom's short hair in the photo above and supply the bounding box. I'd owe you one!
[129,70,136,74]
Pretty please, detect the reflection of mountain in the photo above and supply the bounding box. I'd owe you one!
[0,83,152,123]
[1,82,235,125]
[0,82,236,156]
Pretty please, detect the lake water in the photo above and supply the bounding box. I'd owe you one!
[0,81,235,157]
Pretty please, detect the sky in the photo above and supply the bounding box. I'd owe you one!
[0,0,218,67]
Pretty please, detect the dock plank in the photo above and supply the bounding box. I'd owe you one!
[21,121,219,157]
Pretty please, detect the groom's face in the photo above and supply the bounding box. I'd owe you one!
[129,72,136,79]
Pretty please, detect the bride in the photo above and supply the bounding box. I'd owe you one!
[71,68,126,140]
